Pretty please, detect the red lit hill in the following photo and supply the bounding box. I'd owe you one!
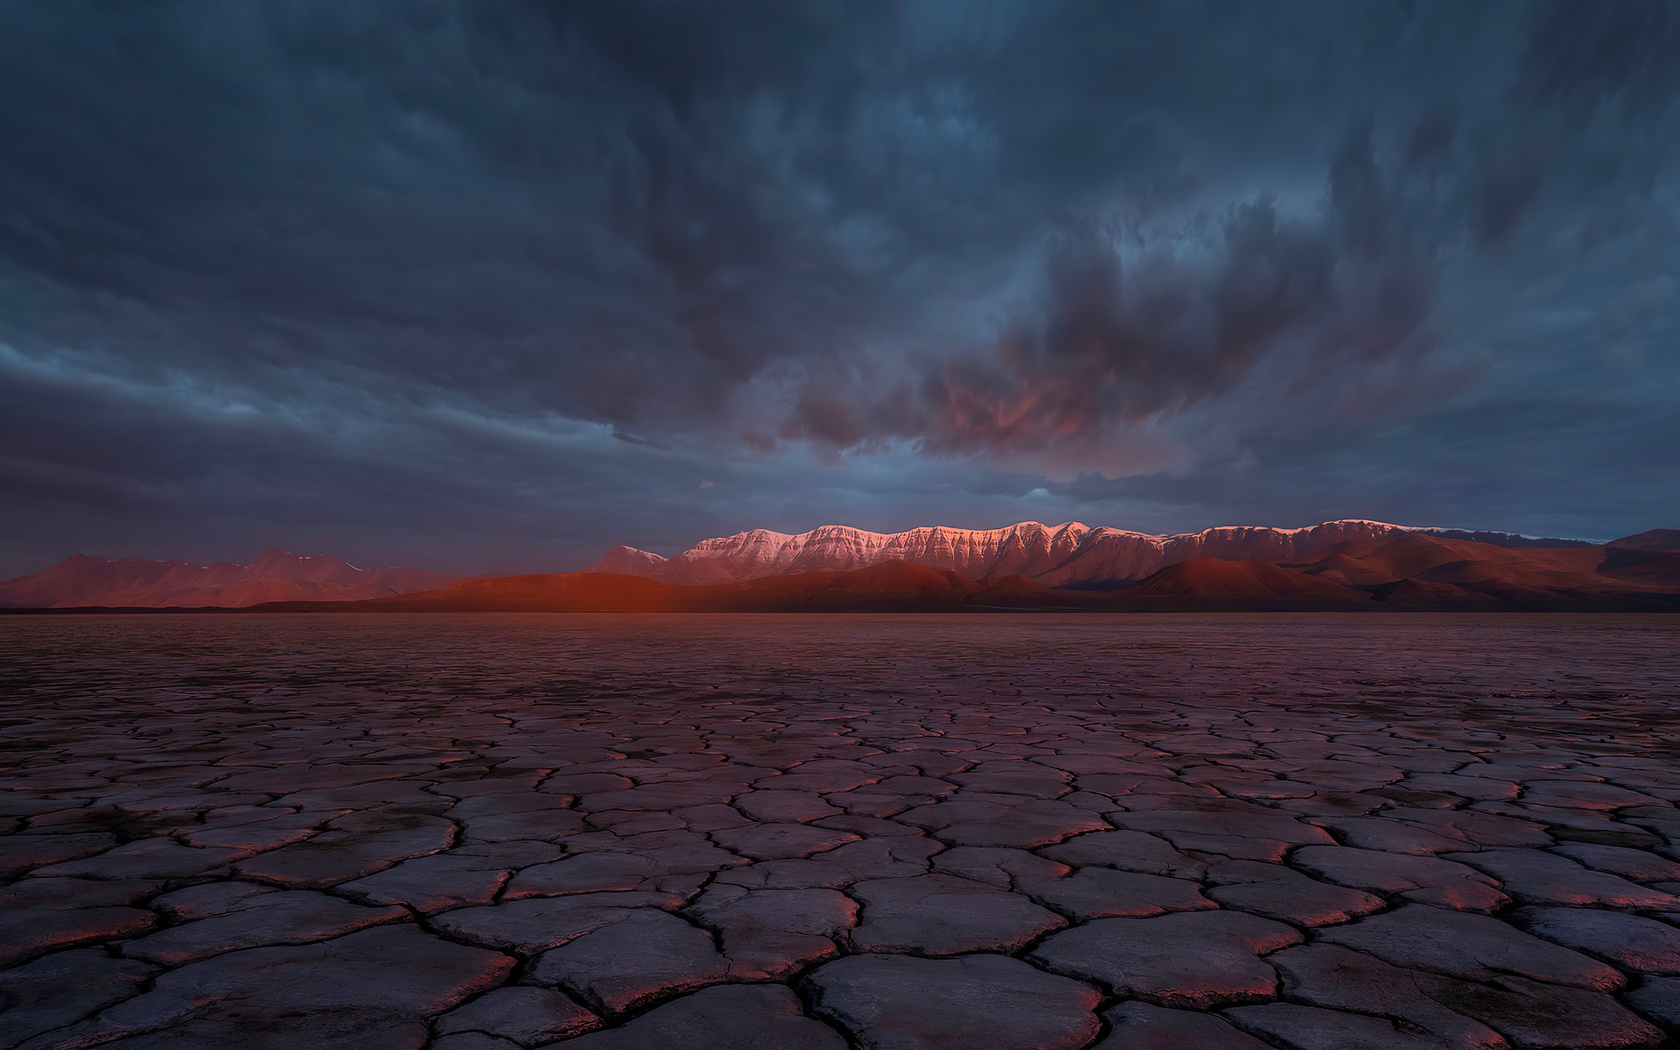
[1281,534,1680,607]
[1608,529,1680,552]
[1124,559,1372,603]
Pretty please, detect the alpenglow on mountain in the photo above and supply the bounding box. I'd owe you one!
[585,520,1594,589]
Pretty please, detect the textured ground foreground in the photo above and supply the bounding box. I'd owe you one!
[3,614,1680,1050]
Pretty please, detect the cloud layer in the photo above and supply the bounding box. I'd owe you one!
[0,0,1676,574]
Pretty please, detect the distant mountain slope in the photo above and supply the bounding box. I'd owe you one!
[588,545,670,576]
[1595,548,1680,588]
[586,519,1597,589]
[1409,528,1598,549]
[1609,529,1680,552]
[0,550,462,608]
[1125,559,1373,602]
[1283,533,1678,607]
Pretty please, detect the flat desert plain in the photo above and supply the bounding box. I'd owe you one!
[3,613,1680,1049]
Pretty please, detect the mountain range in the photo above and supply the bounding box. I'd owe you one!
[0,549,461,608]
[583,519,1598,588]
[4,519,1676,612]
[341,528,1680,613]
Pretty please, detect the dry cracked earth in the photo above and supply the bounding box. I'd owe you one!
[3,613,1680,1050]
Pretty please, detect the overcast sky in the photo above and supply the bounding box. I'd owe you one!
[2,0,1677,576]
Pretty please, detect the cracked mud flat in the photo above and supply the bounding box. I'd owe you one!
[2,613,1679,1050]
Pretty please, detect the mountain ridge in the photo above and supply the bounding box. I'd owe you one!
[5,521,1670,611]
[0,549,462,608]
[585,519,1601,588]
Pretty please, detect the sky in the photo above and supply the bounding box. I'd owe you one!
[1,0,1678,577]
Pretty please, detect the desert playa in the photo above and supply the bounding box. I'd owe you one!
[3,613,1678,1048]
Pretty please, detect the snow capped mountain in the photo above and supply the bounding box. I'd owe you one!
[673,521,1100,582]
[586,519,1590,588]
[588,546,671,576]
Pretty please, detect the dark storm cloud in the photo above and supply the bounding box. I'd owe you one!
[0,0,1676,574]
[904,188,1422,461]
[780,117,1436,471]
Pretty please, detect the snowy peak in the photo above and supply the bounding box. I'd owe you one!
[596,519,1592,588]
[584,546,670,575]
[665,521,1095,583]
[683,529,798,563]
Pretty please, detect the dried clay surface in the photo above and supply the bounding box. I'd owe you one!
[2,612,1679,1050]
